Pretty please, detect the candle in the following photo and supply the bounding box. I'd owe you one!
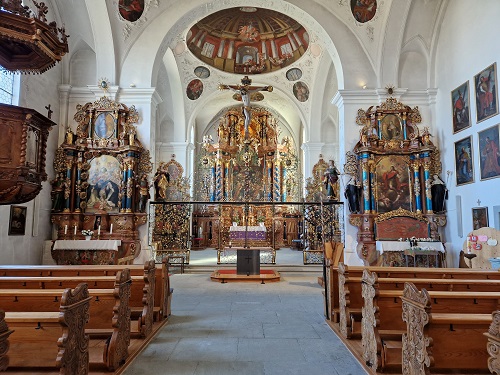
[110,224,113,235]
[64,225,67,235]
[98,225,101,236]
[74,225,77,235]
[467,236,471,254]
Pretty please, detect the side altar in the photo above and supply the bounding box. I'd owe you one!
[50,91,152,265]
[343,95,447,266]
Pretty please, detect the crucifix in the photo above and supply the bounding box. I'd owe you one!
[45,104,53,119]
[219,76,273,140]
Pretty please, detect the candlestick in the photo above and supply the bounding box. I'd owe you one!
[64,225,67,235]
[110,224,113,235]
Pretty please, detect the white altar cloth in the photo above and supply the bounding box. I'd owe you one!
[53,240,121,251]
[376,241,445,254]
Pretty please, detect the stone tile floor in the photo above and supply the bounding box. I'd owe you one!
[122,272,367,375]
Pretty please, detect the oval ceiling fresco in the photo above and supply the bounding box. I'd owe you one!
[119,0,145,22]
[187,7,309,75]
[351,0,377,23]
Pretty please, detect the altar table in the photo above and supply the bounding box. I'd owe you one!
[376,241,445,267]
[52,240,122,265]
[229,225,266,240]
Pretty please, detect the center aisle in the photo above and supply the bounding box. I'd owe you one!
[122,272,367,375]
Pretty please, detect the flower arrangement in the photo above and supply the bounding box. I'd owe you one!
[256,214,265,223]
[81,230,94,236]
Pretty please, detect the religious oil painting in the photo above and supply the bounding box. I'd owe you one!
[380,114,403,141]
[454,136,474,186]
[194,66,210,79]
[293,81,309,102]
[9,205,27,235]
[478,124,500,180]
[286,68,302,81]
[94,112,115,139]
[186,79,203,100]
[351,0,377,23]
[86,155,122,213]
[474,63,498,123]
[119,0,144,22]
[451,81,471,133]
[375,155,411,213]
[472,207,489,230]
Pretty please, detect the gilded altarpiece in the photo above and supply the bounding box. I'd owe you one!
[50,96,152,264]
[344,97,447,266]
[192,107,301,253]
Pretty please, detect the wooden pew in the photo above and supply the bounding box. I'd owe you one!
[0,283,92,373]
[0,270,132,371]
[361,272,500,372]
[401,282,494,374]
[0,260,172,323]
[329,263,500,336]
[484,310,500,374]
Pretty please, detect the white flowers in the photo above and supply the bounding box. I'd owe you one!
[398,237,434,242]
[81,230,94,236]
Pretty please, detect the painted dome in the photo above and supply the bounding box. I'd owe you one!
[187,7,309,75]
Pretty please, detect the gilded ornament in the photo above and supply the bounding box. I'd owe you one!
[375,207,427,223]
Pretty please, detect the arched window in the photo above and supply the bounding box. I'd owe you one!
[0,68,20,105]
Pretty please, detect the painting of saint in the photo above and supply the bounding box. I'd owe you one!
[472,207,489,230]
[381,114,403,141]
[86,155,122,212]
[451,81,471,133]
[454,136,474,186]
[187,79,203,100]
[293,81,309,102]
[474,63,498,123]
[376,155,411,213]
[478,124,500,180]
[119,0,144,23]
[94,112,115,139]
[351,0,377,23]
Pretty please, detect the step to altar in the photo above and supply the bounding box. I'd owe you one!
[210,269,281,283]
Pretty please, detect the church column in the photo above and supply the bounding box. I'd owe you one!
[224,161,229,200]
[63,160,73,212]
[360,157,370,212]
[270,40,278,58]
[412,157,422,212]
[210,161,216,202]
[273,157,281,202]
[266,159,273,201]
[281,167,287,202]
[126,161,134,213]
[120,163,127,212]
[74,152,83,212]
[215,154,222,201]
[217,39,226,58]
[227,40,235,59]
[189,29,203,45]
[196,31,207,49]
[402,112,408,139]
[301,142,324,181]
[288,33,297,51]
[293,31,303,47]
[423,159,433,213]
[369,158,376,213]
[261,40,267,58]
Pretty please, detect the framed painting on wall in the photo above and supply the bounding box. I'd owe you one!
[478,123,500,180]
[472,207,489,230]
[474,63,498,123]
[8,206,27,235]
[454,136,474,186]
[451,81,471,133]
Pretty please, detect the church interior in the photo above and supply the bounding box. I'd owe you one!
[1,0,500,374]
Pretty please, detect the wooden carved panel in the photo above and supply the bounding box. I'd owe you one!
[361,269,380,370]
[401,282,432,375]
[486,310,500,374]
[376,216,429,240]
[338,263,348,338]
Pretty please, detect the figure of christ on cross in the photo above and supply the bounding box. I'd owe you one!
[219,76,273,140]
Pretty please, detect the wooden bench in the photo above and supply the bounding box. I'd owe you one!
[401,282,495,374]
[361,271,500,372]
[0,259,173,323]
[0,270,132,372]
[0,283,92,373]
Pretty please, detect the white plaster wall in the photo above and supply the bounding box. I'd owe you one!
[0,65,62,264]
[434,0,500,266]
